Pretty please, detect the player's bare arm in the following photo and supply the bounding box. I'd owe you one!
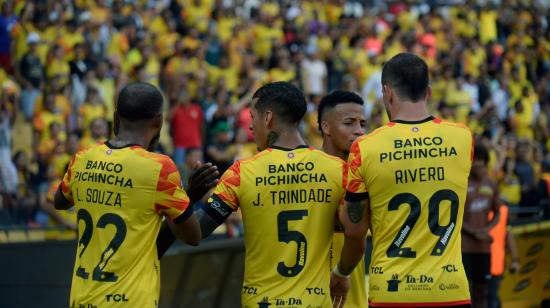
[54,185,72,210]
[195,204,228,238]
[156,162,219,257]
[330,196,369,307]
[339,197,370,274]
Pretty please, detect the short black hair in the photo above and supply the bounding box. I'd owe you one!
[252,81,306,125]
[381,53,429,102]
[318,90,364,131]
[473,144,489,164]
[116,82,164,120]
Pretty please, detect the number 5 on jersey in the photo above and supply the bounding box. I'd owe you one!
[277,210,308,277]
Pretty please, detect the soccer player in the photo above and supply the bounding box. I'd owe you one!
[195,81,347,307]
[462,144,500,308]
[54,82,218,307]
[332,53,473,308]
[318,90,368,308]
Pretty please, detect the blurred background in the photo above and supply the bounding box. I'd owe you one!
[0,0,549,307]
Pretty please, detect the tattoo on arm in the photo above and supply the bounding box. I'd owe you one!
[347,201,364,223]
[267,131,279,147]
[196,208,223,239]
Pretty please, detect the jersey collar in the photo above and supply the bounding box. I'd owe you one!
[269,145,309,151]
[391,116,435,125]
[105,140,144,149]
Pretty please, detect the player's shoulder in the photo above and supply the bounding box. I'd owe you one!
[308,147,346,165]
[432,118,472,135]
[73,142,106,160]
[238,149,271,166]
[125,145,177,170]
[224,150,271,177]
[358,124,395,143]
[348,125,394,154]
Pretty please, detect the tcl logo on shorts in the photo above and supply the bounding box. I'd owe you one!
[105,294,129,302]
[441,264,458,272]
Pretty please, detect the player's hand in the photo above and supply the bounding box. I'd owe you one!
[474,230,493,243]
[187,162,219,204]
[509,259,520,274]
[330,272,349,308]
[66,222,78,231]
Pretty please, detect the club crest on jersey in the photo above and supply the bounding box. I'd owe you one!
[411,127,419,133]
[106,149,112,155]
[287,152,295,159]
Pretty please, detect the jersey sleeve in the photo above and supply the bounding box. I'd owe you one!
[154,157,191,221]
[60,156,76,204]
[345,139,369,201]
[346,140,367,194]
[212,160,241,210]
[200,161,241,225]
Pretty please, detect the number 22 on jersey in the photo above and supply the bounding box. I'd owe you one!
[75,208,127,282]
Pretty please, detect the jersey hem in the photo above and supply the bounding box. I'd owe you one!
[369,299,471,307]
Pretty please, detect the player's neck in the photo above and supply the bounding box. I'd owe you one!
[322,140,346,160]
[110,131,149,148]
[390,101,431,122]
[269,129,307,149]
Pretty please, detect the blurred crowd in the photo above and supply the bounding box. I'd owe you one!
[0,0,549,232]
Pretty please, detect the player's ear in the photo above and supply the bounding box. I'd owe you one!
[153,113,163,130]
[321,120,330,136]
[113,111,119,136]
[425,85,432,102]
[264,110,273,128]
[384,84,393,104]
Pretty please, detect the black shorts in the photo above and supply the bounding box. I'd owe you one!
[462,252,491,283]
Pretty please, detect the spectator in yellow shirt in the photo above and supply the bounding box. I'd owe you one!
[94,60,116,123]
[79,86,107,133]
[268,55,296,82]
[46,45,70,85]
[79,118,109,151]
[33,92,65,145]
[510,100,534,140]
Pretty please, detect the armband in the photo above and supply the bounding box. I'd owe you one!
[202,194,233,224]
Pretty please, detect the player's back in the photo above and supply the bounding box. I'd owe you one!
[349,117,472,306]
[62,142,188,307]
[227,146,345,307]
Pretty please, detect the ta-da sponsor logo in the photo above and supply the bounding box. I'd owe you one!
[387,274,401,292]
[274,297,303,306]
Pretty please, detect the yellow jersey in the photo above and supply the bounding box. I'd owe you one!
[60,142,191,307]
[346,117,472,307]
[212,146,346,307]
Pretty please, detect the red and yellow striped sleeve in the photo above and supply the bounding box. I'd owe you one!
[60,156,76,204]
[154,156,190,220]
[212,160,241,210]
[346,139,368,194]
